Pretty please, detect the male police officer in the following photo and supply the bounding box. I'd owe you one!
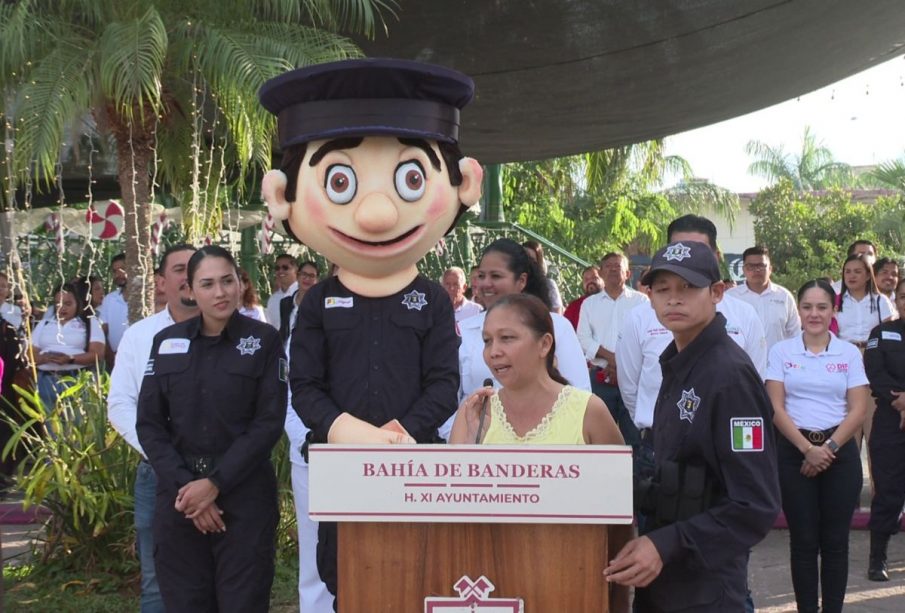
[605,241,780,611]
[259,59,482,605]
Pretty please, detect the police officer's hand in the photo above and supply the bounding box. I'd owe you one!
[603,536,663,587]
[191,502,226,535]
[800,445,833,476]
[175,478,220,517]
[891,390,905,413]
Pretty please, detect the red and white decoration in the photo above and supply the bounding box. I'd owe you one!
[150,212,171,256]
[85,200,125,240]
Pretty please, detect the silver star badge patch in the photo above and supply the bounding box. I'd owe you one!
[664,242,693,262]
[677,388,701,423]
[236,336,262,356]
[401,290,428,311]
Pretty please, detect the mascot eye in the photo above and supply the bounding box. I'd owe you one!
[325,165,357,204]
[394,161,426,202]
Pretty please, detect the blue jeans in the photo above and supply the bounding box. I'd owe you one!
[135,460,165,613]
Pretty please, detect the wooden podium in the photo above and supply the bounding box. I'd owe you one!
[310,445,633,612]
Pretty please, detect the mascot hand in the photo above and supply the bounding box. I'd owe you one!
[328,412,415,444]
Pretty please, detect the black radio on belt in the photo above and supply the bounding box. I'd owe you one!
[634,459,715,527]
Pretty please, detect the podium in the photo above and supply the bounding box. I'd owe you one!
[310,444,633,612]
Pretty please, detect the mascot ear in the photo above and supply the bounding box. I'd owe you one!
[261,170,292,221]
[457,158,484,208]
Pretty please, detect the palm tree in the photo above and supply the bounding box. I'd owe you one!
[1,0,391,320]
[866,158,905,192]
[745,126,853,191]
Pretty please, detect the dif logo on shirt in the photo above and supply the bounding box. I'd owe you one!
[731,418,764,453]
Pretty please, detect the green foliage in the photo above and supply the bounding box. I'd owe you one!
[3,371,138,575]
[2,369,302,597]
[748,180,905,290]
[499,143,738,264]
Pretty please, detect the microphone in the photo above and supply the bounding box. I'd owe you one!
[475,378,494,444]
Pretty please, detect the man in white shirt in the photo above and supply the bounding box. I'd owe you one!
[98,253,130,364]
[618,216,768,437]
[283,285,334,613]
[577,252,648,445]
[265,254,299,330]
[108,244,198,613]
[728,246,800,351]
[874,257,899,304]
[441,266,483,322]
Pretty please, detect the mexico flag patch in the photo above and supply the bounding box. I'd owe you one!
[731,418,764,452]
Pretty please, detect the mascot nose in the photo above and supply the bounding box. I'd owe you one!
[354,192,399,234]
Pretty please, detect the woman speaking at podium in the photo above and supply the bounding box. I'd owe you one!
[449,293,622,445]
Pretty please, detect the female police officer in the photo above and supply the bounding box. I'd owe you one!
[137,245,286,612]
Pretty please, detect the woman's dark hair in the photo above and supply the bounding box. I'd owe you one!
[238,268,261,308]
[53,281,93,349]
[69,276,95,318]
[481,238,552,309]
[838,253,879,313]
[187,245,239,287]
[797,279,837,305]
[521,240,547,274]
[486,294,569,385]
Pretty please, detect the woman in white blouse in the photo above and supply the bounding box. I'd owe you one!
[835,253,893,347]
[765,279,869,613]
[30,282,105,411]
[237,268,267,322]
[438,238,591,441]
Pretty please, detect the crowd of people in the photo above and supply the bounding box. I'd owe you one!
[0,215,901,612]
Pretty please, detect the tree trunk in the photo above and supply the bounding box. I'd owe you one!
[108,108,155,323]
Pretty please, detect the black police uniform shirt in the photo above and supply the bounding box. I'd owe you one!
[864,318,905,412]
[136,311,287,494]
[290,275,459,444]
[645,313,781,608]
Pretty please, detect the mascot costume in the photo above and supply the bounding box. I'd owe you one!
[260,58,482,607]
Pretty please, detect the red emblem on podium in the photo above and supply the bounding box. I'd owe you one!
[425,575,524,612]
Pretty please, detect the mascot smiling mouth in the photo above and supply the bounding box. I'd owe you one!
[331,225,423,248]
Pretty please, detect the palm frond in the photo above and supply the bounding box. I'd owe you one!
[12,41,96,185]
[867,159,905,191]
[301,0,397,38]
[98,6,167,120]
[0,1,41,82]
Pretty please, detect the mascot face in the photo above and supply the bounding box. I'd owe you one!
[263,136,482,287]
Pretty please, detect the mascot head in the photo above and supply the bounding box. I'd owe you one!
[260,59,482,296]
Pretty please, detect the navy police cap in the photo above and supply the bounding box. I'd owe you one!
[259,58,474,149]
[641,240,722,288]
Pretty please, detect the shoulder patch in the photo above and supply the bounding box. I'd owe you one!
[866,338,880,350]
[279,358,289,382]
[144,359,154,376]
[731,417,764,452]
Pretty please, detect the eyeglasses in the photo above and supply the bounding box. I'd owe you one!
[743,264,768,271]
[299,272,318,280]
[276,265,295,271]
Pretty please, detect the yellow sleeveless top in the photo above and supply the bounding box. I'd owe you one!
[482,385,591,445]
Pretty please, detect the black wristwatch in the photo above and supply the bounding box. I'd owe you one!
[825,439,840,453]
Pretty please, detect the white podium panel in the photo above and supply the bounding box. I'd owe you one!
[309,444,633,524]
